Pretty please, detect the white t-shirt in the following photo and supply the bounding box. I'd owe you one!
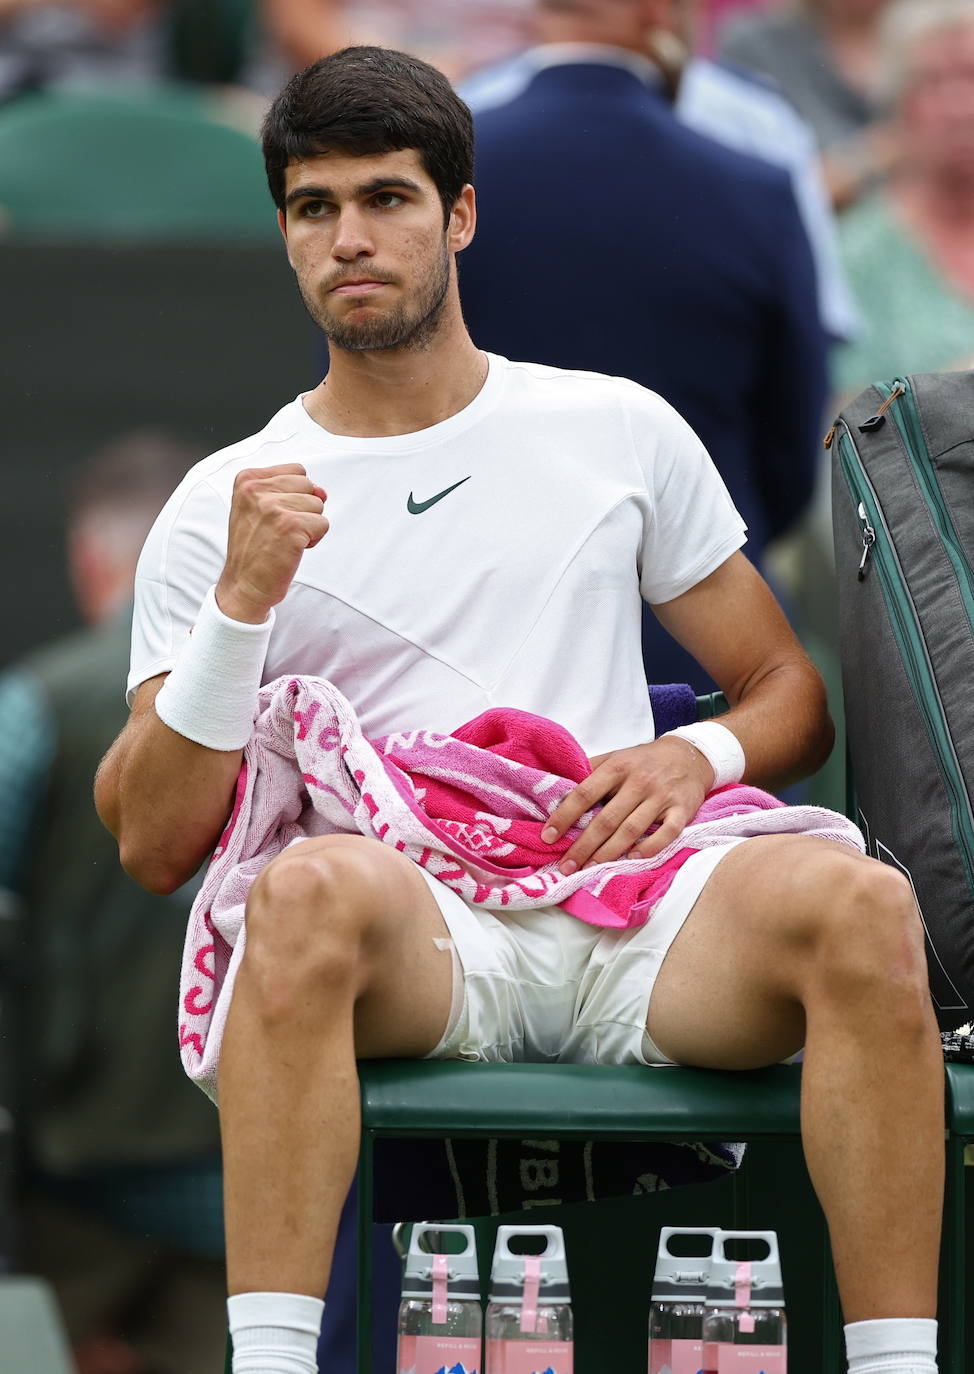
[129,355,746,758]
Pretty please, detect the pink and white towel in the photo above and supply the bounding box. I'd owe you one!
[179,675,863,1098]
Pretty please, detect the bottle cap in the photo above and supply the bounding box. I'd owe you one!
[400,1223,480,1300]
[705,1230,784,1309]
[650,1227,721,1302]
[488,1225,570,1303]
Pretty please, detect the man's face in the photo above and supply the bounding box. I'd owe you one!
[279,148,462,353]
[901,23,974,182]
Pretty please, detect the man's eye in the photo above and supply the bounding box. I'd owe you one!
[372,192,403,209]
[301,200,329,218]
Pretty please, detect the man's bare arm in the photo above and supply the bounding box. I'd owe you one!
[651,550,833,789]
[95,674,243,894]
[546,552,833,872]
[96,463,329,894]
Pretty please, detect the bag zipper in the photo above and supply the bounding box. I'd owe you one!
[856,501,875,580]
[824,384,904,451]
[879,377,974,619]
[836,420,974,889]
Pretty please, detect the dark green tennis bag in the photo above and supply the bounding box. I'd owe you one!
[830,371,974,1031]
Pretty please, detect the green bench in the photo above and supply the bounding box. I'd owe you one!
[356,1058,972,1374]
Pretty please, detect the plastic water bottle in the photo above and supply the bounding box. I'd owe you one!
[397,1222,483,1374]
[485,1224,573,1374]
[701,1230,787,1372]
[648,1226,720,1374]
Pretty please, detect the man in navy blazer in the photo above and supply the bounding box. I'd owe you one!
[459,0,828,691]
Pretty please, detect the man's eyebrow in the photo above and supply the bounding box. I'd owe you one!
[284,176,424,208]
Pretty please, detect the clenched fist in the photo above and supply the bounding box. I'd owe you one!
[215,464,328,623]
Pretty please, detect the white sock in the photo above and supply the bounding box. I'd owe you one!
[845,1317,938,1373]
[228,1292,325,1374]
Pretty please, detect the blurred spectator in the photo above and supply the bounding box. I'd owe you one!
[718,0,898,209]
[459,0,827,692]
[0,0,167,101]
[833,0,974,398]
[246,0,537,95]
[463,0,858,343]
[0,431,226,1374]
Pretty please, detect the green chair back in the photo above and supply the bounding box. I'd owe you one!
[0,89,276,241]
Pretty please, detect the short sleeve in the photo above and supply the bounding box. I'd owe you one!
[627,386,748,605]
[127,476,230,704]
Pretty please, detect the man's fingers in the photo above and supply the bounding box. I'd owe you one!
[234,466,327,500]
[274,493,327,513]
[242,462,313,478]
[557,787,646,866]
[559,794,665,873]
[542,764,623,843]
[629,811,687,862]
[303,515,330,549]
[248,477,326,499]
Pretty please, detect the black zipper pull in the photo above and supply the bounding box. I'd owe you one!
[859,383,906,434]
[857,501,876,580]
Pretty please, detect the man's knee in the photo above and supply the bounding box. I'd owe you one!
[244,839,385,1009]
[806,854,930,1014]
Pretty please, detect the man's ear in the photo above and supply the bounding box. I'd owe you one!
[449,184,477,253]
[277,207,294,266]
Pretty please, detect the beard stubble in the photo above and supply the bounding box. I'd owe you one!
[300,236,452,353]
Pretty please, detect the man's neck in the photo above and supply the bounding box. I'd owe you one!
[536,8,645,53]
[304,314,488,439]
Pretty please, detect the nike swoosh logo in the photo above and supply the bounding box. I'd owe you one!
[407,476,471,514]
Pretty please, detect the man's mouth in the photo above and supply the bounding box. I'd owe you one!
[330,280,389,296]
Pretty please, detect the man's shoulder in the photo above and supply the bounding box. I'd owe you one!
[497,354,653,403]
[681,56,815,159]
[466,50,791,203]
[492,355,685,432]
[459,50,537,115]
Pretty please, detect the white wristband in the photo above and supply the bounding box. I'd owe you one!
[154,585,274,751]
[665,721,745,789]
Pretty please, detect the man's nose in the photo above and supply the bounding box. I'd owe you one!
[332,206,375,260]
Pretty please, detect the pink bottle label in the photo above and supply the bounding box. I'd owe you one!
[486,1337,573,1374]
[649,1336,705,1372]
[398,1333,482,1373]
[716,1344,787,1372]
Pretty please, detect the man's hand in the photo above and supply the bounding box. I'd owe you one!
[541,736,715,875]
[216,464,328,624]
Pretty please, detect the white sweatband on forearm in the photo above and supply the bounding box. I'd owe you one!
[154,585,274,751]
[664,720,746,788]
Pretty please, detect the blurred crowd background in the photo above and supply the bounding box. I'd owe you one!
[1,0,973,1370]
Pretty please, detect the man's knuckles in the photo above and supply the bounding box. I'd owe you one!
[234,468,321,505]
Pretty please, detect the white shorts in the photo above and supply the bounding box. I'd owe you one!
[418,841,745,1068]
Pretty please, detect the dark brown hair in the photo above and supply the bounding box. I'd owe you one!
[261,46,475,224]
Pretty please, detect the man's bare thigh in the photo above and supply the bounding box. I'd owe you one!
[286,834,457,1060]
[646,834,875,1070]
